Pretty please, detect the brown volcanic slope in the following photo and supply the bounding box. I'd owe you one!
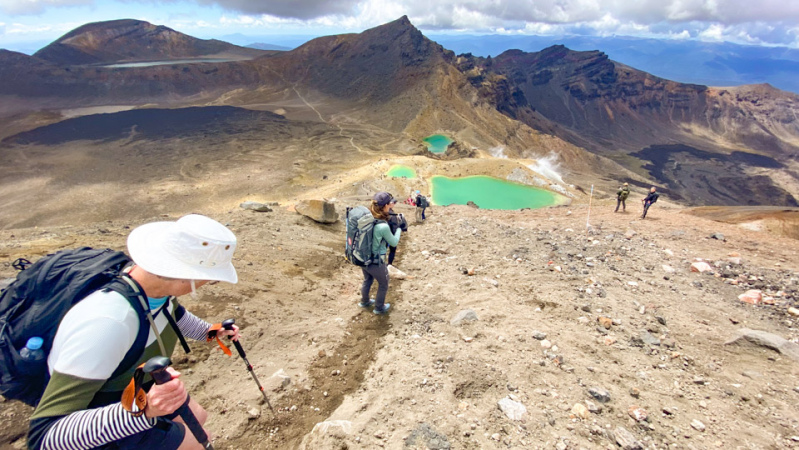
[0,17,620,228]
[34,19,265,65]
[0,16,609,171]
[455,47,799,206]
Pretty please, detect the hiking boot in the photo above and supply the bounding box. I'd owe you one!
[358,299,375,308]
[373,303,391,315]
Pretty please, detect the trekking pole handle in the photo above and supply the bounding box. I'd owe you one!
[143,356,173,385]
[222,319,246,358]
[142,356,215,450]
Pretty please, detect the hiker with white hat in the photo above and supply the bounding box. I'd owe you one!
[28,214,240,450]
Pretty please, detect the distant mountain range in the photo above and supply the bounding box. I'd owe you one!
[429,34,799,95]
[1,17,797,207]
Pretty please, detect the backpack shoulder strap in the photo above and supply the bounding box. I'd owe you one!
[101,278,150,381]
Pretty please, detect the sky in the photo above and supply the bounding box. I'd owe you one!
[1,0,799,54]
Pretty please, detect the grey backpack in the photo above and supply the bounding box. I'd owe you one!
[345,206,384,266]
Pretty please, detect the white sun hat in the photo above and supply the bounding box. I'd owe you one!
[127,214,238,283]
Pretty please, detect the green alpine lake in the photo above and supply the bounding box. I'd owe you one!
[423,134,453,153]
[431,175,562,210]
[386,165,417,178]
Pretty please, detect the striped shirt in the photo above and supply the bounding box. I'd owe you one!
[28,289,211,450]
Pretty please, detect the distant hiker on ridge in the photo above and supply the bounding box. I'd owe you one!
[615,182,630,212]
[641,187,660,219]
[27,214,241,450]
[358,192,404,315]
[415,190,430,223]
[404,191,416,206]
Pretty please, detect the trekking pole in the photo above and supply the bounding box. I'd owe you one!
[222,319,275,413]
[144,356,215,450]
[586,184,594,232]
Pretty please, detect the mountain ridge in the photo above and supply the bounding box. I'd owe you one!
[34,19,264,65]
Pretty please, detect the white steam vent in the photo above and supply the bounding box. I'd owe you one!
[528,153,564,184]
[489,145,508,159]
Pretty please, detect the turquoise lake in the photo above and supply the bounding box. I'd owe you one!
[431,175,561,210]
[386,165,417,178]
[423,134,454,154]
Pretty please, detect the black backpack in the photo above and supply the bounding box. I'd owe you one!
[0,247,152,406]
[416,195,428,208]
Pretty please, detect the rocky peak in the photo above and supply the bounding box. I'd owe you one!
[33,19,261,65]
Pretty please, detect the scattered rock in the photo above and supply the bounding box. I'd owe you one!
[387,264,408,280]
[628,405,648,422]
[247,407,260,419]
[788,307,799,317]
[585,400,602,414]
[725,329,799,361]
[540,339,552,349]
[532,331,547,340]
[497,397,527,421]
[624,229,637,239]
[311,420,353,435]
[597,317,613,329]
[239,201,273,212]
[640,330,661,346]
[404,423,451,450]
[295,199,337,223]
[466,201,479,209]
[570,403,589,420]
[613,426,643,450]
[267,369,292,391]
[629,387,640,398]
[450,309,478,326]
[709,233,725,241]
[691,419,706,432]
[588,387,611,403]
[738,290,762,305]
[662,265,675,274]
[691,262,713,273]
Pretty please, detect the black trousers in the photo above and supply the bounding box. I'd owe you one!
[615,198,626,211]
[642,201,653,218]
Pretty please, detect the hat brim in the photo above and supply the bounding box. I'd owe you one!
[128,222,238,283]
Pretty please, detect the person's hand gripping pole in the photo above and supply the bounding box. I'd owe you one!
[221,319,275,413]
[144,356,215,450]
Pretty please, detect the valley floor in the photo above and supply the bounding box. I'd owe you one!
[1,199,798,449]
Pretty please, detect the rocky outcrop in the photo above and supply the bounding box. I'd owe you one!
[295,200,338,224]
[417,141,477,160]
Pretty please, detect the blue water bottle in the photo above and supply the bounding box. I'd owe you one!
[20,337,45,362]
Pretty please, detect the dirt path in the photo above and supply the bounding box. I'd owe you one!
[1,200,798,449]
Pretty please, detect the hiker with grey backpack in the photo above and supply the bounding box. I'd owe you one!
[345,192,405,315]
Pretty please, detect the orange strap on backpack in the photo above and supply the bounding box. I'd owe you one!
[206,323,232,356]
[121,363,149,417]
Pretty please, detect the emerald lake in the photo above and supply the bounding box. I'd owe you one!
[431,175,562,210]
[423,134,453,154]
[386,165,417,178]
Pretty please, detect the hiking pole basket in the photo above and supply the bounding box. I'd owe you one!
[222,319,275,413]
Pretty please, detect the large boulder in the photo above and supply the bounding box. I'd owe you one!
[725,329,799,361]
[296,200,337,224]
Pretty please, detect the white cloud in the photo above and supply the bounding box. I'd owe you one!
[2,0,799,47]
[0,0,91,15]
